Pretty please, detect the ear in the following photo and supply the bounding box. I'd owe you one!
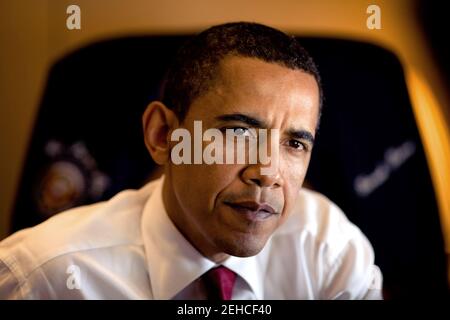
[142,101,178,165]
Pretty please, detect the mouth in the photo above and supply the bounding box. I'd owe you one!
[224,201,276,221]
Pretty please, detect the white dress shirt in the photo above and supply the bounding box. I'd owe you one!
[0,176,382,299]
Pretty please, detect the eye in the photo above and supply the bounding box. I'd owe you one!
[226,127,257,138]
[287,139,307,151]
[233,127,248,136]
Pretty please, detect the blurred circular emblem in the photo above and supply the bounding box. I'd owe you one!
[37,161,86,216]
[35,140,110,218]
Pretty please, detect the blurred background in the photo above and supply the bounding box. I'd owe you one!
[0,0,449,299]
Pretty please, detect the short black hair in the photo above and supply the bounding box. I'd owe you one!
[161,22,323,123]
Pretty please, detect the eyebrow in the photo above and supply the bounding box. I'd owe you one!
[216,112,315,145]
[287,129,315,146]
[216,113,266,128]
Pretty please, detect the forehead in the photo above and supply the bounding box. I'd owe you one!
[187,56,320,129]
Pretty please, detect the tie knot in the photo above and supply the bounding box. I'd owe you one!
[203,266,237,300]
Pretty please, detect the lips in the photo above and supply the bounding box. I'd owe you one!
[224,201,276,221]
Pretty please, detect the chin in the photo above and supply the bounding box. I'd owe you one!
[218,235,268,257]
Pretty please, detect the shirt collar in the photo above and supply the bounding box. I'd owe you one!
[223,254,265,300]
[141,175,265,300]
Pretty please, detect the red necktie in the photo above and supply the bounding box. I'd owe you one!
[203,266,237,300]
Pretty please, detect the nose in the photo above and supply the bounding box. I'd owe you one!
[241,163,282,188]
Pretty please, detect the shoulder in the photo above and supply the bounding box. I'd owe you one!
[269,188,382,299]
[0,179,159,298]
[274,188,363,253]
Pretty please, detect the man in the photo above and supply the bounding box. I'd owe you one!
[0,22,382,299]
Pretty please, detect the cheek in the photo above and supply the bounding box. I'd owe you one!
[281,152,310,182]
[201,164,244,204]
[171,162,241,211]
[280,155,311,210]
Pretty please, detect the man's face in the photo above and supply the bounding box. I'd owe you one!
[164,56,320,261]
